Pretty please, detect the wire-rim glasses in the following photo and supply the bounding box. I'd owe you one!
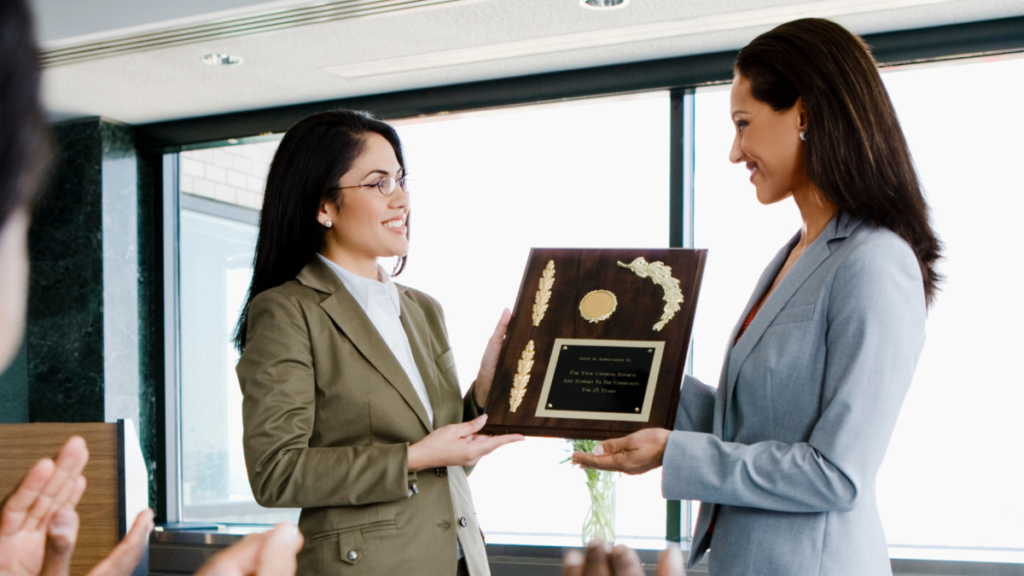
[335,175,409,197]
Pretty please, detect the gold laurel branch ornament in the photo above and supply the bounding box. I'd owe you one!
[617,257,684,332]
[532,260,556,326]
[509,339,536,413]
[579,290,618,323]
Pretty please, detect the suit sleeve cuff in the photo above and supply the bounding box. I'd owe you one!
[662,430,703,501]
[403,443,419,496]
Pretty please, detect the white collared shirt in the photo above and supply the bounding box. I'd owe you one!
[317,254,433,425]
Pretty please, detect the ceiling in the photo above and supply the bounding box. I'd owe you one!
[35,0,1024,125]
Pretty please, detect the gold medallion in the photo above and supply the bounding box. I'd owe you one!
[579,290,618,323]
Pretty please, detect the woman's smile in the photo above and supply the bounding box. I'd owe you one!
[382,213,407,234]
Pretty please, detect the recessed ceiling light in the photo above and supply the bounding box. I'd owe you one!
[202,53,243,66]
[579,0,629,10]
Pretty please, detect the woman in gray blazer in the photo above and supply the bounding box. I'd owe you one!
[573,19,942,576]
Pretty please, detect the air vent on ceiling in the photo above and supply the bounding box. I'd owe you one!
[40,0,461,68]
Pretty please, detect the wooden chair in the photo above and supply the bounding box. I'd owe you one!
[0,420,150,576]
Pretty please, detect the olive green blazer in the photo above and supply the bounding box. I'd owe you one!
[237,257,487,576]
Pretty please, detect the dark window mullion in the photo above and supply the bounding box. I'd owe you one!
[667,87,696,543]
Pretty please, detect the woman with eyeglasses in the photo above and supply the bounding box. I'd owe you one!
[574,19,941,575]
[234,110,523,576]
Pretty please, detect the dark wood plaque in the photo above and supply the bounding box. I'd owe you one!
[480,248,707,440]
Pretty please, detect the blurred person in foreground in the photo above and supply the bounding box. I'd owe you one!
[0,1,302,575]
[562,541,685,576]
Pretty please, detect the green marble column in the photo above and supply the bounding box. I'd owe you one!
[12,117,161,508]
[0,342,28,423]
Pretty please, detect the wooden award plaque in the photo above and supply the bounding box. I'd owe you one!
[480,248,707,440]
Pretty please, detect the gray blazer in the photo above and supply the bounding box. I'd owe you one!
[663,215,926,576]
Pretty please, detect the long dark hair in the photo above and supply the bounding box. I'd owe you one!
[0,0,49,228]
[233,110,406,352]
[735,18,942,307]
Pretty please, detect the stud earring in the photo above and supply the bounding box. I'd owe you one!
[325,220,332,228]
[799,130,807,141]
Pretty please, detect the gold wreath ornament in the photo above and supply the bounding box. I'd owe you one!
[579,290,618,323]
[509,340,535,413]
[532,260,555,326]
[617,257,684,332]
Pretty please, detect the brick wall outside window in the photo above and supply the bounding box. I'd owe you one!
[180,141,280,209]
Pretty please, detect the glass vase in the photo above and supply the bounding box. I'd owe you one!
[581,468,616,545]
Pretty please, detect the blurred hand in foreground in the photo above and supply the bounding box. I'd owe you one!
[1,436,89,576]
[0,436,155,576]
[562,539,686,576]
[44,508,154,576]
[194,524,304,576]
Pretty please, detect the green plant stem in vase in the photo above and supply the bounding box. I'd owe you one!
[565,439,617,545]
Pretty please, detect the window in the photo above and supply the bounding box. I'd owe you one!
[691,53,1024,563]
[875,54,1024,561]
[176,141,298,524]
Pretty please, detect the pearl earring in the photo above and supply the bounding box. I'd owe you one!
[325,220,332,228]
[799,130,807,141]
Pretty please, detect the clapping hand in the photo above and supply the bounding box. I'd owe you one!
[194,524,303,576]
[46,507,155,576]
[0,436,155,576]
[562,539,686,576]
[1,436,89,576]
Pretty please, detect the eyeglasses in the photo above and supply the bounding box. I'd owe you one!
[336,175,409,197]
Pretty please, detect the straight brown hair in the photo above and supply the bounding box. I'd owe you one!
[233,110,407,352]
[735,18,942,307]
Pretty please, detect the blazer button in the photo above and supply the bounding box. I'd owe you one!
[347,550,358,561]
[411,484,419,494]
[459,517,468,527]
[435,467,447,477]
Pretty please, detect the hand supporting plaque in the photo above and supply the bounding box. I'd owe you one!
[481,248,707,440]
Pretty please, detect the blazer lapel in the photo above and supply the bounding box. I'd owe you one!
[297,259,435,433]
[715,234,797,431]
[723,214,866,428]
[398,293,443,422]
